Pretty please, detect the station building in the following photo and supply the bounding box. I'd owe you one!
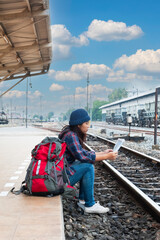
[100,89,160,123]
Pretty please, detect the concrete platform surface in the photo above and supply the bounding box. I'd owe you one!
[0,126,65,240]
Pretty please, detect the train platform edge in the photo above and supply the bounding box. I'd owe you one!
[0,126,65,240]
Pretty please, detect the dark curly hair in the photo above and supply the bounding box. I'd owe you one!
[69,125,86,147]
[60,125,86,148]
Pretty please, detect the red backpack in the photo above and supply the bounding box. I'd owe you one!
[11,137,76,198]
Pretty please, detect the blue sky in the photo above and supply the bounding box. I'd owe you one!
[1,0,160,116]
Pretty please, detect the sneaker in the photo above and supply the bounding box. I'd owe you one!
[79,200,85,205]
[85,201,109,214]
[77,201,85,210]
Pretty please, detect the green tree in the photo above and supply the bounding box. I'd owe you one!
[48,112,54,120]
[39,115,43,122]
[108,88,128,103]
[92,100,108,121]
[61,108,75,122]
[65,108,75,120]
[91,88,128,121]
[33,114,39,119]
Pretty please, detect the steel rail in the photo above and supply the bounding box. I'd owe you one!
[87,132,160,164]
[85,138,160,222]
[33,126,160,163]
[92,123,160,136]
[34,125,160,220]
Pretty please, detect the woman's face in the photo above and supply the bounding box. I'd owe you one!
[78,121,90,134]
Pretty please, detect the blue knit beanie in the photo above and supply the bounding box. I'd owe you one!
[69,108,90,126]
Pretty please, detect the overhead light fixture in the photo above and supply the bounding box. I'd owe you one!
[2,34,10,44]
[16,56,21,63]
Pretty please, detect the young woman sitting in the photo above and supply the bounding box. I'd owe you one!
[59,108,118,214]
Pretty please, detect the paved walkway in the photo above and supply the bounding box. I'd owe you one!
[0,126,65,240]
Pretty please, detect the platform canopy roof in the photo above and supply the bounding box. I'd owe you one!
[0,0,52,83]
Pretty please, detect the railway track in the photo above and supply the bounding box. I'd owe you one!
[93,122,160,136]
[38,124,160,221]
[35,124,160,239]
[63,161,160,240]
[86,133,160,222]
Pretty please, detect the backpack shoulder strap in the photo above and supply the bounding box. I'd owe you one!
[10,181,28,195]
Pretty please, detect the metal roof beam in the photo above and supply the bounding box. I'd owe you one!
[26,0,49,11]
[0,25,12,46]
[0,42,50,60]
[0,74,29,98]
[0,60,51,71]
[0,0,51,81]
[0,8,49,22]
[0,24,23,64]
[0,65,23,83]
[3,70,48,81]
[7,17,48,37]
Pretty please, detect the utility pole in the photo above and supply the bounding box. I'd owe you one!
[90,92,92,121]
[9,99,12,125]
[25,78,28,128]
[73,93,75,108]
[40,96,43,123]
[40,96,42,114]
[68,96,70,110]
[87,73,89,112]
[25,77,32,127]
[0,97,3,111]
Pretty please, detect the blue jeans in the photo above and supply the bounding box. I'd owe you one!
[69,161,95,207]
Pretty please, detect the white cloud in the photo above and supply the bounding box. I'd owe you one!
[49,70,55,75]
[107,69,153,82]
[104,49,160,83]
[75,84,112,95]
[114,49,160,74]
[49,63,110,81]
[85,19,143,41]
[49,83,64,91]
[51,25,88,46]
[51,24,89,60]
[61,94,86,108]
[51,71,82,81]
[0,82,4,89]
[28,90,43,100]
[52,44,71,60]
[51,20,143,60]
[1,89,43,99]
[3,90,25,98]
[61,84,112,108]
[32,90,42,97]
[49,49,160,85]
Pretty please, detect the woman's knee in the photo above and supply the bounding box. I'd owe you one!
[85,163,94,173]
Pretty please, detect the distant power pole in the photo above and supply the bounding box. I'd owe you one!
[25,78,28,128]
[0,97,3,111]
[90,92,92,121]
[10,99,12,124]
[73,93,75,108]
[40,96,42,114]
[87,73,89,112]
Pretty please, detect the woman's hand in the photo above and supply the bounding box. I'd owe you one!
[95,150,118,161]
[104,149,113,153]
[107,151,118,160]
